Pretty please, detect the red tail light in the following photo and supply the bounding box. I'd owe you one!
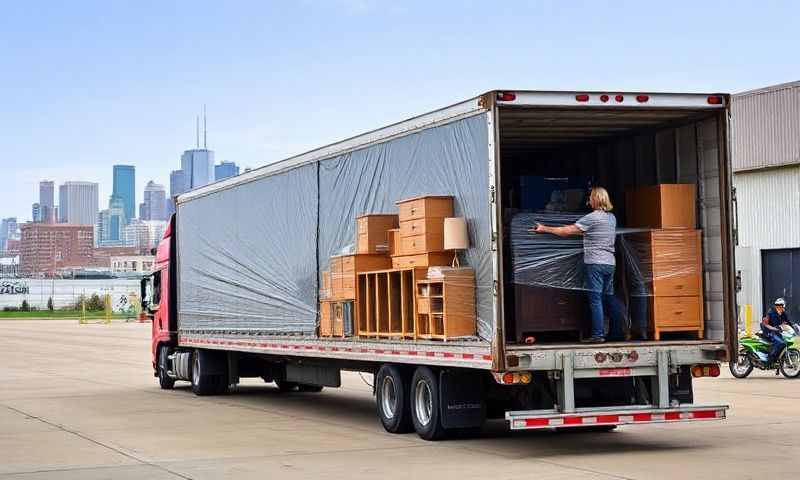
[636,95,649,103]
[691,364,721,378]
[600,94,609,103]
[614,95,624,102]
[707,95,723,105]
[497,91,516,102]
[575,94,590,102]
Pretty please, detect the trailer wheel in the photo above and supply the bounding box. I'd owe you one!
[191,349,229,396]
[375,365,413,434]
[410,366,448,440]
[157,345,175,390]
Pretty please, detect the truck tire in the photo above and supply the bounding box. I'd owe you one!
[191,349,229,396]
[157,345,175,390]
[375,364,413,433]
[410,366,448,440]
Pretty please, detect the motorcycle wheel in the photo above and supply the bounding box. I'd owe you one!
[779,348,800,378]
[729,352,753,378]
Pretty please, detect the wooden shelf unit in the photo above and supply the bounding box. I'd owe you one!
[356,267,426,338]
[415,270,476,340]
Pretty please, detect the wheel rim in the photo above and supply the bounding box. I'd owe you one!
[192,353,200,385]
[414,379,433,426]
[731,353,751,376]
[380,376,397,419]
[782,350,800,376]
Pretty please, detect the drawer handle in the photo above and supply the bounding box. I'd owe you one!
[411,224,417,230]
[557,300,568,305]
[410,208,417,214]
[409,260,415,264]
[675,311,683,315]
[675,285,684,289]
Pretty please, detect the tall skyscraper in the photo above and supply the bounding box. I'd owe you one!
[0,217,18,251]
[39,180,55,223]
[214,161,239,181]
[97,196,126,246]
[112,165,136,223]
[32,203,41,222]
[141,180,167,221]
[167,169,187,217]
[181,149,214,190]
[58,182,99,225]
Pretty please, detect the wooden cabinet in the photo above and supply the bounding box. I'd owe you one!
[319,300,353,337]
[395,195,452,256]
[416,269,476,340]
[387,228,400,256]
[511,285,587,342]
[624,229,704,339]
[625,184,697,229]
[356,268,426,338]
[356,214,398,254]
[391,252,451,269]
[329,253,391,300]
[396,195,453,222]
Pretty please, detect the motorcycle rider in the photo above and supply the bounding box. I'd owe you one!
[762,298,791,363]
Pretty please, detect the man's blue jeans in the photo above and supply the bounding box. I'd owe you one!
[765,331,787,362]
[585,263,626,339]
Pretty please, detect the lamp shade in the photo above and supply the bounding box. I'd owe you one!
[443,217,469,250]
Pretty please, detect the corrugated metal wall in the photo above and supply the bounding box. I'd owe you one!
[733,166,800,314]
[732,82,800,172]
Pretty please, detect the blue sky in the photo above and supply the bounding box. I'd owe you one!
[1,1,798,222]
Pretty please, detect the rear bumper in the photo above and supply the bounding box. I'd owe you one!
[506,405,728,430]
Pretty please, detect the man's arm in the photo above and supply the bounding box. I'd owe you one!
[762,316,781,331]
[529,223,582,237]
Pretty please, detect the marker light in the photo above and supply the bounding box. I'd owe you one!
[600,94,609,103]
[707,95,723,105]
[615,95,624,102]
[576,94,590,102]
[497,91,516,101]
[635,95,650,103]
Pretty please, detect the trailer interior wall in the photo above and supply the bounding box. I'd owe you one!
[176,113,494,339]
[497,107,732,344]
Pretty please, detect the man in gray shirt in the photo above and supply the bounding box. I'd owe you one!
[531,187,626,343]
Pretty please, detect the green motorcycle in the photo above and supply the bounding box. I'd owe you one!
[729,329,800,379]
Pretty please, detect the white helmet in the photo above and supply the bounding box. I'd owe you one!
[774,298,786,306]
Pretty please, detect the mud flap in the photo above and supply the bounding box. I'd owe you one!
[439,370,485,429]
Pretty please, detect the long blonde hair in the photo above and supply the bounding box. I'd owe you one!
[590,187,613,212]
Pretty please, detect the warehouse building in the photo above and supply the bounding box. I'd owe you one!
[733,81,800,325]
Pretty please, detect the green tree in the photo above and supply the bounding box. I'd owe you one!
[47,297,54,312]
[20,300,30,312]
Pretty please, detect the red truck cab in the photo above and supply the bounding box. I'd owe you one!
[141,216,177,378]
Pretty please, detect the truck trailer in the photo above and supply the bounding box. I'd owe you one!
[143,90,734,440]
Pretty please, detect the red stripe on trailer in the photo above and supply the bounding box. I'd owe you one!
[691,410,718,420]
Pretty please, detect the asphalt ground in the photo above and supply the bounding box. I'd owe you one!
[1,320,798,479]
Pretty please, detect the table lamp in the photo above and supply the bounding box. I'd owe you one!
[443,217,468,268]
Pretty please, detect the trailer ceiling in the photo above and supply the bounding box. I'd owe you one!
[498,107,717,150]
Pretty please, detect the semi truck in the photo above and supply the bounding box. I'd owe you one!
[143,90,734,440]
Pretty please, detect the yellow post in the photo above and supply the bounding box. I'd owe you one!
[744,304,752,336]
[104,293,112,324]
[79,297,86,325]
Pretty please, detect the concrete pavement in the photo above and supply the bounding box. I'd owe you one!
[1,320,798,479]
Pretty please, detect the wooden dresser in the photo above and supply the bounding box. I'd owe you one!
[626,229,704,339]
[392,195,454,267]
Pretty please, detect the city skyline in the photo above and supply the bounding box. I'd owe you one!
[3,2,799,223]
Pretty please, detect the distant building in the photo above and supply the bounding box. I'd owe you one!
[39,181,55,223]
[0,218,18,251]
[181,149,214,190]
[97,196,127,246]
[110,255,155,274]
[214,161,239,181]
[90,246,140,268]
[31,203,41,223]
[58,181,99,225]
[3,238,20,256]
[0,256,19,278]
[141,180,167,221]
[112,165,136,223]
[123,220,167,253]
[167,169,186,217]
[19,223,94,276]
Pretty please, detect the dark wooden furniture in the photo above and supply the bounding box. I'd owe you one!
[511,285,587,342]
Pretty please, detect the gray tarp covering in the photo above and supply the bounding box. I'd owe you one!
[178,113,492,339]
